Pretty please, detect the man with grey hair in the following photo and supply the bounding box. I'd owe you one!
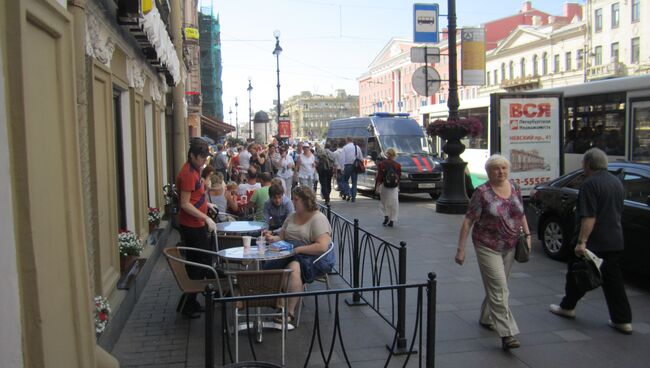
[550,148,633,334]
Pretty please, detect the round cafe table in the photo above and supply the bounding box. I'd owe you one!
[216,221,268,236]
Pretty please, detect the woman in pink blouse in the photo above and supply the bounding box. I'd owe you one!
[455,154,531,351]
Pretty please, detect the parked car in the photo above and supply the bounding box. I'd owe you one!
[529,162,650,277]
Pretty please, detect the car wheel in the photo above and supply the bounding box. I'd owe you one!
[541,216,569,260]
[429,192,440,200]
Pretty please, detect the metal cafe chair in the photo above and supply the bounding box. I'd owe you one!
[163,246,229,315]
[228,269,292,365]
[295,242,335,327]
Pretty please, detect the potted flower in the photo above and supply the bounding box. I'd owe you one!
[427,117,482,157]
[148,207,161,232]
[118,229,143,272]
[94,295,111,339]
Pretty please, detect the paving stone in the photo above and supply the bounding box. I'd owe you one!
[553,329,591,342]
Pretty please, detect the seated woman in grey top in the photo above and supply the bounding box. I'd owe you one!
[263,186,333,326]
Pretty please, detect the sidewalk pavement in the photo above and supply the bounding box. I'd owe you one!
[113,191,650,367]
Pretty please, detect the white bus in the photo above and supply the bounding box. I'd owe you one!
[426,74,650,186]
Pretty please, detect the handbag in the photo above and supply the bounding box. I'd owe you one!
[569,255,602,293]
[354,145,365,173]
[514,227,530,263]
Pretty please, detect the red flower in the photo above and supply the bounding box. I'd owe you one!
[99,312,108,321]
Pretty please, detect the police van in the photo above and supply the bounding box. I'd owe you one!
[326,113,442,199]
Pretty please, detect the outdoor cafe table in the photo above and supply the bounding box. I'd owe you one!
[215,246,295,342]
[216,221,267,236]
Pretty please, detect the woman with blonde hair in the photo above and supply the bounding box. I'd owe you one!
[375,148,401,227]
[455,154,531,350]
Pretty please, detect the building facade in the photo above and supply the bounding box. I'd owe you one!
[283,89,358,139]
[584,0,648,80]
[0,0,190,366]
[358,1,583,124]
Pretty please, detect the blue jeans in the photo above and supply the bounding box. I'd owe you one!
[342,164,358,201]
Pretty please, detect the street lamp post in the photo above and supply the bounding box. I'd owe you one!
[235,97,239,140]
[247,77,253,140]
[272,30,283,142]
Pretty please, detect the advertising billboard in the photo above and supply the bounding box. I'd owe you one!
[490,93,563,195]
[278,118,291,138]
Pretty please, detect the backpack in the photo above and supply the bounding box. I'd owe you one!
[316,151,333,172]
[211,153,226,171]
[383,162,399,188]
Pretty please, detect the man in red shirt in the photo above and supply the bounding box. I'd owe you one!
[176,137,217,318]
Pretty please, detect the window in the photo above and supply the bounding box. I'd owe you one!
[533,54,539,76]
[632,0,640,23]
[611,3,620,28]
[631,37,640,64]
[493,69,498,85]
[520,58,526,77]
[595,8,603,32]
[611,42,619,63]
[562,92,626,155]
[594,46,603,66]
[553,54,560,73]
[486,71,491,85]
[565,173,586,190]
[631,101,650,163]
[542,52,548,75]
[500,63,506,82]
[509,61,514,79]
[623,174,650,204]
[565,52,572,71]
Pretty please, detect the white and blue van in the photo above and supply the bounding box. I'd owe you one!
[326,113,443,199]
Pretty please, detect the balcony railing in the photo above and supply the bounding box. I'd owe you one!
[501,75,540,90]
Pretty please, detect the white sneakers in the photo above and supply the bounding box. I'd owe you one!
[608,320,633,335]
[549,304,633,334]
[549,304,576,318]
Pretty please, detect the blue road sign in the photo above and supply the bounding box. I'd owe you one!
[413,3,439,43]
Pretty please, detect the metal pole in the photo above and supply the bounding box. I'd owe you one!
[396,241,408,351]
[235,97,239,140]
[426,272,437,368]
[204,284,216,368]
[447,0,459,120]
[346,218,366,306]
[276,51,281,140]
[247,79,253,140]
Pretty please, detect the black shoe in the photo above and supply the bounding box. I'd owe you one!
[181,307,201,319]
[382,216,389,226]
[387,221,394,227]
[345,196,351,201]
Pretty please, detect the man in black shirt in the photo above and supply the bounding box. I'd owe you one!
[550,148,632,334]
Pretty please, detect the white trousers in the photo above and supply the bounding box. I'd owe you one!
[474,245,519,337]
[277,176,293,197]
[379,184,399,222]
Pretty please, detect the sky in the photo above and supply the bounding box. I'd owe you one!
[206,0,578,124]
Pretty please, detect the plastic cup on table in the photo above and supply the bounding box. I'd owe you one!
[257,236,266,253]
[242,236,252,252]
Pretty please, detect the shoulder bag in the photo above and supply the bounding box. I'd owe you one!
[354,145,365,173]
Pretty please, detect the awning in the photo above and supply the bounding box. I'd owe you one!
[201,115,235,141]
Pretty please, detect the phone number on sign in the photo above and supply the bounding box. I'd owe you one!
[513,177,551,186]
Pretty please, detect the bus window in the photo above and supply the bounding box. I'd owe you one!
[563,93,625,156]
[631,100,650,164]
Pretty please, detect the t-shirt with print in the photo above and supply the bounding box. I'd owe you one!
[576,170,624,252]
[465,181,525,252]
[237,182,261,197]
[281,212,331,245]
[250,186,270,221]
[176,161,207,228]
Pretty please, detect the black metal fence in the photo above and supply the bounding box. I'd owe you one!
[204,273,437,368]
[319,204,411,352]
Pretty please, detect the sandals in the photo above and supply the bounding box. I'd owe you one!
[501,336,521,350]
[273,313,296,330]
